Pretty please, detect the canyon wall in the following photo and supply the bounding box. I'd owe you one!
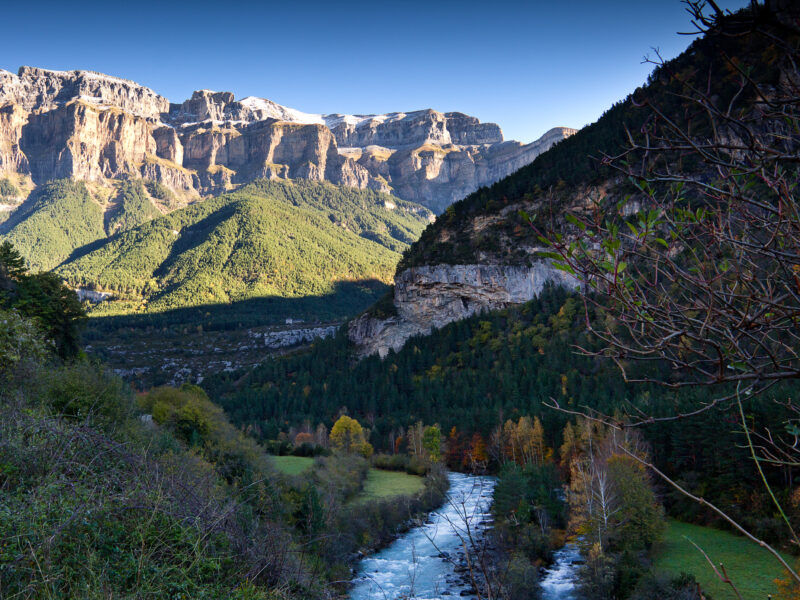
[0,66,575,213]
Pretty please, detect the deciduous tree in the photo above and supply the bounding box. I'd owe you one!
[330,415,373,457]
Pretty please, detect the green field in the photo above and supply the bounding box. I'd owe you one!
[271,455,315,475]
[355,468,425,503]
[654,519,791,599]
[270,457,425,502]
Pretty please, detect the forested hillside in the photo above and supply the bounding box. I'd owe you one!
[397,7,793,271]
[0,243,448,599]
[0,180,106,271]
[1,178,431,318]
[58,179,429,315]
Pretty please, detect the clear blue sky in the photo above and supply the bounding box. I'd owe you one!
[1,0,749,143]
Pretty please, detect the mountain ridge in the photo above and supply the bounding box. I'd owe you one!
[0,65,575,213]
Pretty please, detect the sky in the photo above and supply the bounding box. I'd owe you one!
[1,0,750,143]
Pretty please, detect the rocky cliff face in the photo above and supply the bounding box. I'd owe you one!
[348,263,580,357]
[21,100,156,182]
[0,67,169,119]
[0,66,575,212]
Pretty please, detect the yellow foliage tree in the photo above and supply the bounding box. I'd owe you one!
[532,417,546,465]
[330,415,373,457]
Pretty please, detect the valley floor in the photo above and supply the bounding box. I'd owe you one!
[85,318,341,387]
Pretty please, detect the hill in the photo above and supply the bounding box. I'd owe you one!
[2,178,432,318]
[0,305,447,599]
[0,180,106,271]
[205,283,794,546]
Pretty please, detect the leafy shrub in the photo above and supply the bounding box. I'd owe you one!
[365,288,397,319]
[0,178,19,199]
[371,452,427,474]
[0,309,50,380]
[405,455,428,475]
[372,453,410,471]
[503,552,540,600]
[311,454,370,502]
[629,572,708,600]
[43,361,132,428]
[145,179,178,204]
[291,442,330,457]
[139,384,272,486]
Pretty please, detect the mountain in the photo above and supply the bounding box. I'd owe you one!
[29,179,431,316]
[0,66,574,213]
[347,7,798,357]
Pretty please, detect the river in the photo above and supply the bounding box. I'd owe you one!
[539,542,581,600]
[348,472,582,600]
[349,472,495,600]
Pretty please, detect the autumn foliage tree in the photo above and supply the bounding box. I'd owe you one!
[329,415,373,457]
[294,432,314,446]
[562,419,664,596]
[501,416,549,465]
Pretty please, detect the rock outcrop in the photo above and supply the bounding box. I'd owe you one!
[0,67,169,119]
[21,100,156,182]
[348,263,580,357]
[0,66,576,212]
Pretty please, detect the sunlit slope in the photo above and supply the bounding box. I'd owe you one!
[0,180,105,271]
[56,179,432,313]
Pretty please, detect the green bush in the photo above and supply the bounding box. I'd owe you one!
[503,552,540,600]
[145,179,178,205]
[0,309,50,380]
[372,453,410,471]
[629,573,708,599]
[0,178,19,199]
[405,455,428,475]
[139,384,272,486]
[311,454,370,502]
[43,362,131,428]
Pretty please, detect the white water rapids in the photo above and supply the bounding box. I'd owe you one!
[349,472,494,600]
[539,542,581,599]
[348,472,582,599]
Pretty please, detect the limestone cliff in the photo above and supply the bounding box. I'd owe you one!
[0,67,169,119]
[348,263,579,357]
[21,100,156,182]
[0,66,576,212]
